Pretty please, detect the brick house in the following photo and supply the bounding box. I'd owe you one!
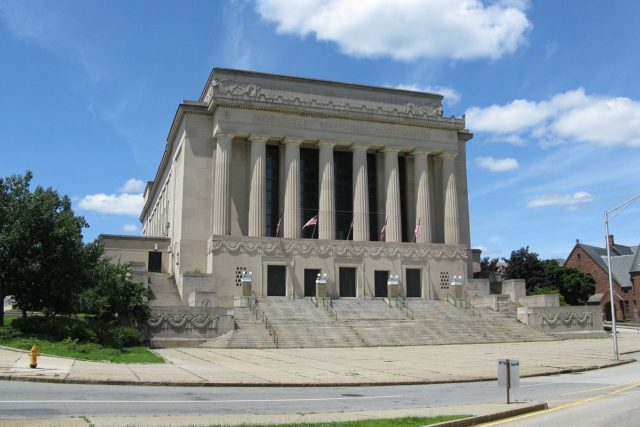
[564,235,640,321]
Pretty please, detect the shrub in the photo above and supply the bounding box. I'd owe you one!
[13,316,97,342]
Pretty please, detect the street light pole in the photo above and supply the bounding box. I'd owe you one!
[604,192,640,361]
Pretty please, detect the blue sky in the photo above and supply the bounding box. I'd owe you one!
[1,0,639,260]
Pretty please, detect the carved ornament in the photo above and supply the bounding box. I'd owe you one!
[203,78,463,125]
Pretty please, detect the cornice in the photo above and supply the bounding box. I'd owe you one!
[203,76,465,130]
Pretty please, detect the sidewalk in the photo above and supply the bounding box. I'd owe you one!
[1,334,638,386]
[0,402,548,426]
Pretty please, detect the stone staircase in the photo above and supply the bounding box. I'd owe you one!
[148,272,183,307]
[207,297,555,349]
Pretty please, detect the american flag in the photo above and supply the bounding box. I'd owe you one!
[379,217,387,241]
[275,217,281,237]
[302,215,318,229]
[414,218,421,239]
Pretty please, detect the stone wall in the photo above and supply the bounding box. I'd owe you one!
[517,306,603,335]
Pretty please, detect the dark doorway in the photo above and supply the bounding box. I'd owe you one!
[339,267,356,297]
[148,251,162,273]
[406,268,421,297]
[267,265,286,296]
[304,269,321,297]
[374,270,389,298]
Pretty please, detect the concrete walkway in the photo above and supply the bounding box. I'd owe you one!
[1,334,639,386]
[0,402,548,426]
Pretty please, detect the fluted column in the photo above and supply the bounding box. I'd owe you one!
[248,135,267,237]
[283,137,301,238]
[352,145,369,241]
[414,150,432,244]
[212,133,232,235]
[442,152,460,244]
[383,147,401,242]
[318,141,335,240]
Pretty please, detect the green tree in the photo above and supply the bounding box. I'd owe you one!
[540,259,595,305]
[80,242,151,325]
[0,171,88,317]
[480,256,500,273]
[502,246,546,292]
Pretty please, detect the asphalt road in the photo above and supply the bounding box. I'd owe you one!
[0,352,638,424]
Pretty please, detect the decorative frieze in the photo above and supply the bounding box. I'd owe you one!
[207,236,468,262]
[203,78,464,126]
[147,312,219,330]
[539,311,594,328]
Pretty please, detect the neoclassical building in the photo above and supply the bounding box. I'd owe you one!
[135,68,473,307]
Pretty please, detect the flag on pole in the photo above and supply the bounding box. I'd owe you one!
[414,218,421,240]
[379,217,388,241]
[275,216,282,237]
[346,217,354,240]
[302,215,318,229]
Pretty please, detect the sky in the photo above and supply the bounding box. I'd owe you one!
[1,0,639,260]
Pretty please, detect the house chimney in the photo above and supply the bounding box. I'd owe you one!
[607,234,615,248]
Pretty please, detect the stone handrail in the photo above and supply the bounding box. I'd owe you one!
[447,294,481,318]
[321,296,338,320]
[398,297,415,320]
[264,315,279,348]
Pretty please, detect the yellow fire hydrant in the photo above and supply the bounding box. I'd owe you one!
[29,344,39,369]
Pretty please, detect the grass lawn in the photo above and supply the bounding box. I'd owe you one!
[208,416,470,427]
[1,315,164,364]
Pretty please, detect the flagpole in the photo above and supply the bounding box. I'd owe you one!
[346,217,354,241]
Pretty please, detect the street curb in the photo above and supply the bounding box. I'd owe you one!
[0,359,633,387]
[431,403,548,427]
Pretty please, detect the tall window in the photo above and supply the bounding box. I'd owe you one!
[265,145,280,236]
[367,153,378,241]
[300,148,319,239]
[334,150,353,240]
[398,155,408,242]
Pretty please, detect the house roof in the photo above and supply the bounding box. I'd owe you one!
[587,293,604,303]
[577,242,638,288]
[631,249,640,274]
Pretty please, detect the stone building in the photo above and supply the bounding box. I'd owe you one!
[107,68,473,308]
[565,236,640,321]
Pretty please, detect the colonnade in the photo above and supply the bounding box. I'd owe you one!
[211,133,461,244]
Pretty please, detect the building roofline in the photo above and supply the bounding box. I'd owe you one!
[200,67,444,102]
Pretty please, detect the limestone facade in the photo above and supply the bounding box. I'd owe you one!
[137,68,473,307]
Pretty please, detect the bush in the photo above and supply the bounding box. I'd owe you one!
[9,316,144,349]
[84,319,143,349]
[111,326,143,348]
[13,316,97,342]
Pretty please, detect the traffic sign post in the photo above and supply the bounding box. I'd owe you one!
[498,359,520,404]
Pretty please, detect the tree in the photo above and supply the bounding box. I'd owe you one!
[480,256,500,273]
[540,259,595,305]
[502,246,546,292]
[0,171,88,318]
[80,241,150,325]
[0,172,36,324]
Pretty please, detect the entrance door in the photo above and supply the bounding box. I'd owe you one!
[304,269,321,297]
[374,270,388,298]
[339,267,356,297]
[148,251,162,273]
[406,268,421,297]
[267,265,286,296]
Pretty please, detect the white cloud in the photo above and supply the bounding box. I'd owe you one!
[466,88,640,148]
[255,0,531,61]
[78,193,144,216]
[394,84,461,105]
[526,191,594,209]
[121,178,146,193]
[475,156,519,172]
[122,224,138,232]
